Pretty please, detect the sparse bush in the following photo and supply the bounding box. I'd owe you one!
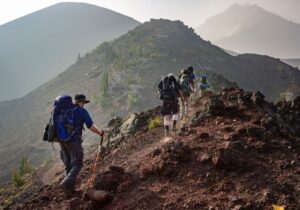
[100,72,109,96]
[19,157,34,176]
[11,170,25,187]
[98,72,110,108]
[11,157,34,187]
[148,116,162,129]
[127,93,139,109]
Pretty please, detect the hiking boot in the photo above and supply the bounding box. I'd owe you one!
[60,180,75,197]
[172,120,177,131]
[75,177,82,189]
[164,126,170,137]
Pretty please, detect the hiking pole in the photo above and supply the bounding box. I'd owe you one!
[97,135,104,155]
[85,134,112,202]
[87,135,104,189]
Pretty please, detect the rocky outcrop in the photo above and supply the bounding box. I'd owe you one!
[276,96,300,137]
[105,106,161,148]
[4,88,300,210]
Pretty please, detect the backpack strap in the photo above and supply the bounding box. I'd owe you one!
[70,106,81,137]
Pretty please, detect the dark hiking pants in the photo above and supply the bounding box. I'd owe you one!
[59,136,83,190]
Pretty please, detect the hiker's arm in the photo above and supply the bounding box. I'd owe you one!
[82,109,103,136]
[89,124,104,136]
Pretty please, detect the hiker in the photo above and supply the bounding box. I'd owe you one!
[158,73,182,136]
[199,74,209,97]
[178,66,196,119]
[179,66,196,90]
[58,94,104,196]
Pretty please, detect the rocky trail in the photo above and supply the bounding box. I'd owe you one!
[3,88,300,210]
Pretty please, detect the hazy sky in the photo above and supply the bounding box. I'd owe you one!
[1,0,299,27]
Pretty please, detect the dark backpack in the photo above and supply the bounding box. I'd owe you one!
[43,95,78,142]
[179,73,192,95]
[159,76,176,102]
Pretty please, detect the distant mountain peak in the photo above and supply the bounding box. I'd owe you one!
[197,2,300,58]
[226,3,267,16]
[229,3,260,9]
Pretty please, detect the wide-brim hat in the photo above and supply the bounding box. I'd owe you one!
[75,94,90,104]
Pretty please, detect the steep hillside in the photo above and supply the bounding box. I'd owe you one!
[0,2,140,101]
[2,88,300,209]
[0,19,237,182]
[197,4,300,58]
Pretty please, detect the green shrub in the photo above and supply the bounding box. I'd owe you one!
[127,93,139,109]
[19,157,34,176]
[98,72,110,108]
[148,117,162,129]
[11,157,34,187]
[11,170,25,187]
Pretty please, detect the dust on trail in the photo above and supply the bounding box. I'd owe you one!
[36,159,64,185]
[162,136,173,143]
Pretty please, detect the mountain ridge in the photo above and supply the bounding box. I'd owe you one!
[197,3,300,58]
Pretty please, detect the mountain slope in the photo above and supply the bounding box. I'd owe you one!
[3,89,300,209]
[0,19,237,182]
[1,19,300,183]
[197,4,300,58]
[0,2,140,101]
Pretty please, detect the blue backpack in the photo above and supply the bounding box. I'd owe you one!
[199,75,209,90]
[44,95,78,142]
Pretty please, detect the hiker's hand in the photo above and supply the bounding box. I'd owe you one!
[99,130,104,137]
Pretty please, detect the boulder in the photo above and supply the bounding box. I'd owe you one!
[106,113,140,147]
[251,91,265,107]
[213,141,253,173]
[120,113,139,136]
[94,166,127,192]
